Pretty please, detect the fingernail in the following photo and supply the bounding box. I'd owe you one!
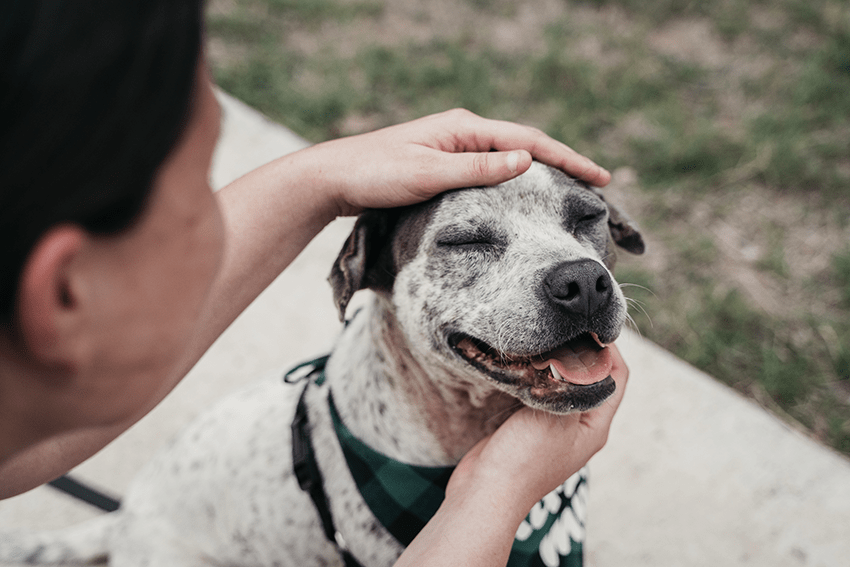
[506,151,520,174]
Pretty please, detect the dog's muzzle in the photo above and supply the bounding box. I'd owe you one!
[445,260,623,413]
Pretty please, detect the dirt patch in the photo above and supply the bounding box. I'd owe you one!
[649,18,728,69]
[279,0,568,57]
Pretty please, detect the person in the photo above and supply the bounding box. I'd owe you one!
[0,1,627,565]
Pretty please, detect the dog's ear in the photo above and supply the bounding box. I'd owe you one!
[589,188,645,256]
[586,187,645,271]
[328,210,399,321]
[606,200,645,255]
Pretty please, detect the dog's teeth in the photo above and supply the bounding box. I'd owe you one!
[549,363,564,382]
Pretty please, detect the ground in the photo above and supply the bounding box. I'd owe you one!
[204,0,850,456]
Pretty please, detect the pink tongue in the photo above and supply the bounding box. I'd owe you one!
[531,335,613,386]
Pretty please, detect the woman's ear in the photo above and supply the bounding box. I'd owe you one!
[15,225,88,371]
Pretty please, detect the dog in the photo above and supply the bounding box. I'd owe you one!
[0,161,643,566]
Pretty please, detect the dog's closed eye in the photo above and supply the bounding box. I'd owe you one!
[435,224,507,251]
[576,207,607,226]
[565,196,608,232]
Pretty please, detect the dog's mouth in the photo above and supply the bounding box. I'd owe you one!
[449,331,616,412]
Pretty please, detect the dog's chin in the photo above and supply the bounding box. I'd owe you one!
[447,331,618,414]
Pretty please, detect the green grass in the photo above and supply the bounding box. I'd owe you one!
[356,42,505,116]
[267,0,384,22]
[755,224,789,278]
[834,246,850,308]
[206,0,850,456]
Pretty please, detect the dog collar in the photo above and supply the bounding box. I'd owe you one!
[328,389,455,547]
[287,357,588,567]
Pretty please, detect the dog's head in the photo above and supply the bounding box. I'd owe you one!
[330,162,644,414]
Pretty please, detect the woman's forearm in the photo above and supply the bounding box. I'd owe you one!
[395,483,527,567]
[187,149,339,361]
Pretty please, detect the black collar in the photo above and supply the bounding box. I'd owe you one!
[288,358,364,567]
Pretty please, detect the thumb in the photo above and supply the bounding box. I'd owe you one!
[437,149,533,189]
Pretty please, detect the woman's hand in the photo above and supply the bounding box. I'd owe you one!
[394,344,628,567]
[297,108,612,217]
[449,342,629,515]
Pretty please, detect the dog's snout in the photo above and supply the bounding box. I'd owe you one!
[544,260,613,318]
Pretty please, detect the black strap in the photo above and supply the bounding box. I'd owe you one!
[291,381,364,567]
[47,474,121,512]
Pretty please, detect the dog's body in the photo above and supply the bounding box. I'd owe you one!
[0,162,643,566]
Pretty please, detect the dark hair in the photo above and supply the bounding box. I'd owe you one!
[0,0,204,321]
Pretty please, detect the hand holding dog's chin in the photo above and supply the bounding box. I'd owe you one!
[397,348,627,567]
[449,343,629,515]
[303,108,611,217]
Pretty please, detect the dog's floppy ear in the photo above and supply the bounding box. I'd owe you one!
[590,187,645,256]
[328,210,399,321]
[606,200,645,255]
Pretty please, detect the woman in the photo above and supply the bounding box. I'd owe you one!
[0,2,627,565]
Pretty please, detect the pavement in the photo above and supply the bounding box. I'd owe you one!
[1,92,849,567]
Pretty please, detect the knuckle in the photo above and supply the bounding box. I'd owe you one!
[450,107,474,117]
[592,430,610,453]
[526,125,547,138]
[469,152,491,178]
[447,108,477,124]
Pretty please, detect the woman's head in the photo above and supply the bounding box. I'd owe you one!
[0,0,225,438]
[0,0,205,321]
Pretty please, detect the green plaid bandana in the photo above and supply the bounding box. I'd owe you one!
[326,379,587,567]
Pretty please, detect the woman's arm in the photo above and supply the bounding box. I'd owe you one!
[185,109,611,369]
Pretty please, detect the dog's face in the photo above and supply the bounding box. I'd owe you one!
[331,162,644,414]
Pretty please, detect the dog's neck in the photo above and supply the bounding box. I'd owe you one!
[324,294,520,466]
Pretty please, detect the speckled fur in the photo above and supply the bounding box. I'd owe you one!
[0,162,642,567]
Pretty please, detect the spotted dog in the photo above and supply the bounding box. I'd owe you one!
[0,161,644,567]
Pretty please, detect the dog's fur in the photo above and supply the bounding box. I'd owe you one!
[0,162,643,566]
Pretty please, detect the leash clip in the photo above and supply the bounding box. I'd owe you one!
[283,355,330,385]
[334,530,349,552]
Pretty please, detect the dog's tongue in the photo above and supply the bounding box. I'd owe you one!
[531,334,613,386]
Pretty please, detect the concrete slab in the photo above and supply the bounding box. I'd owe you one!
[2,92,849,566]
[587,334,850,567]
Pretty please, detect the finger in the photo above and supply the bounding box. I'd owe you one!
[438,111,612,187]
[580,343,629,427]
[607,343,629,405]
[516,137,612,188]
[418,149,534,193]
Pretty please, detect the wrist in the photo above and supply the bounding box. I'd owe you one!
[447,452,536,528]
[287,139,370,219]
[272,144,352,222]
[394,477,525,567]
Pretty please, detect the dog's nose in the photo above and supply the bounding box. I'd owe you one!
[543,260,613,319]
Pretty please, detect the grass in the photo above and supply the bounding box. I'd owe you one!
[835,246,850,308]
[206,0,850,456]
